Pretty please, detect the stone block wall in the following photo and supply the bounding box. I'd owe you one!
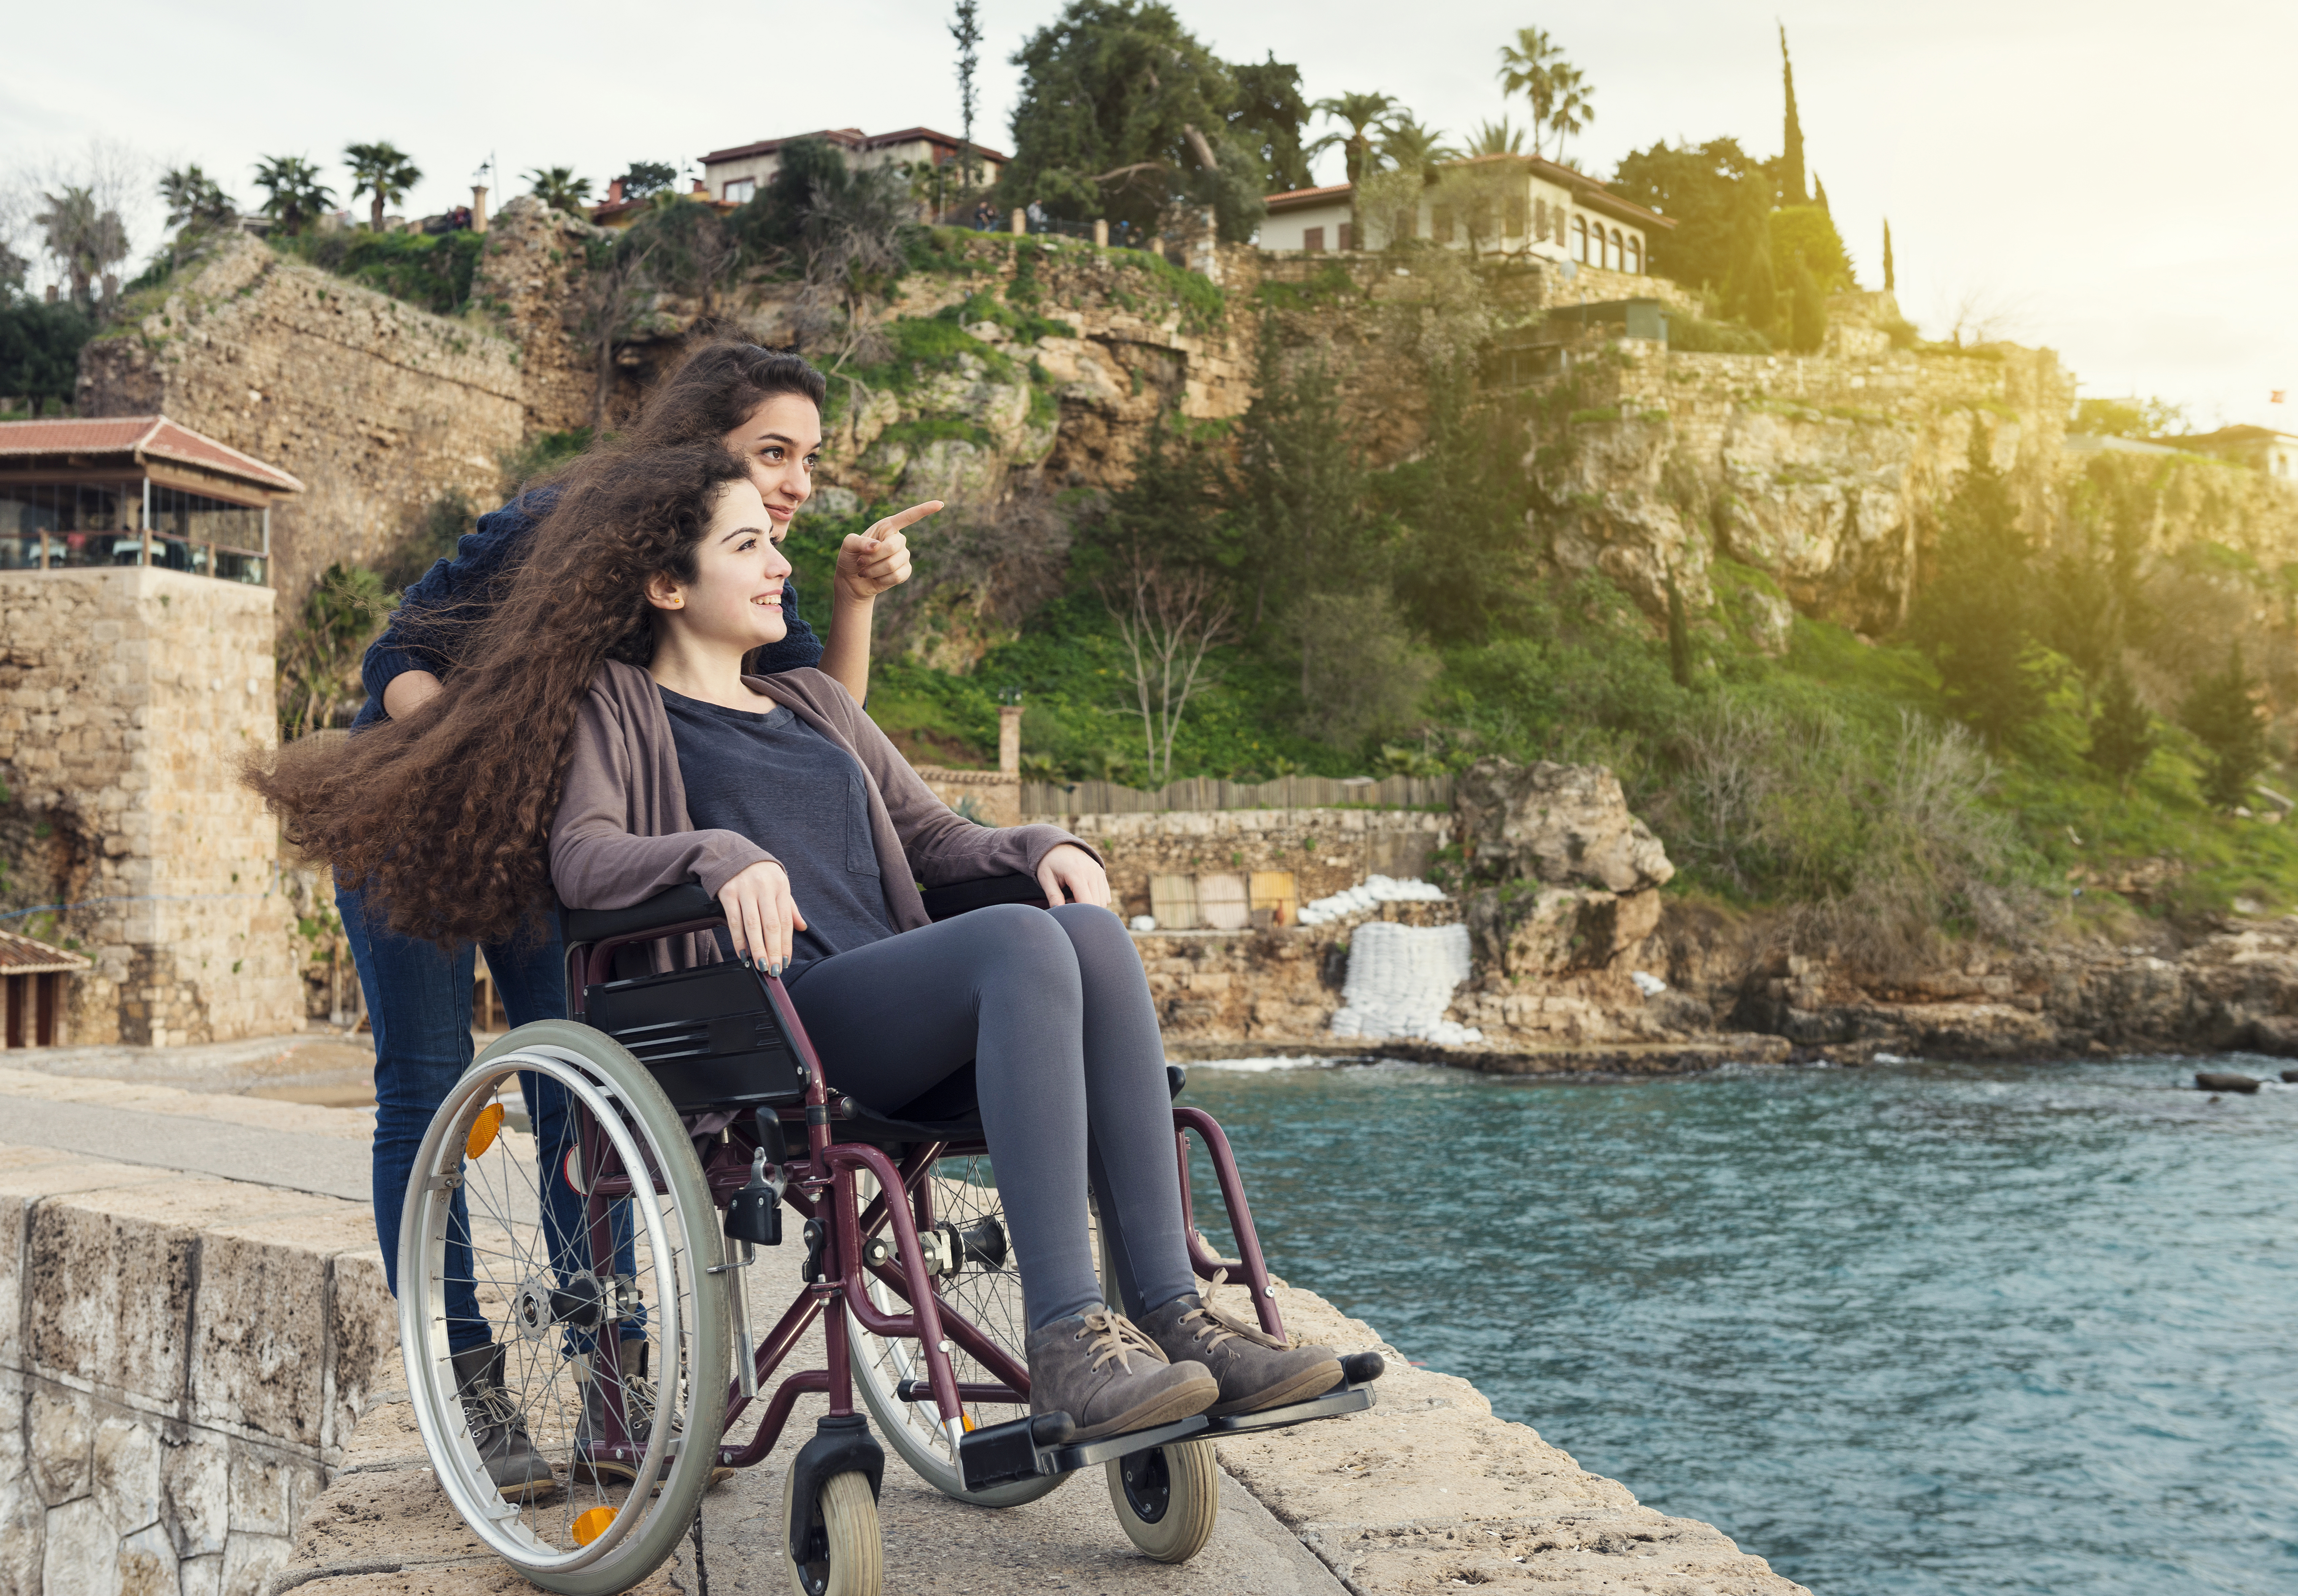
[1040,806,1453,925]
[0,1145,395,1596]
[75,235,534,608]
[0,568,301,1046]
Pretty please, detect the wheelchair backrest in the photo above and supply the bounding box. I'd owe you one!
[583,960,807,1113]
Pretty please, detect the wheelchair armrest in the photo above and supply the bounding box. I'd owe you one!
[920,873,1050,922]
[560,882,723,946]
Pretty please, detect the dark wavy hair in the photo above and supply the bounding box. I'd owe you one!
[247,443,751,946]
[622,342,827,449]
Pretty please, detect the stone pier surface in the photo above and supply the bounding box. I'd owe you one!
[0,1063,1807,1596]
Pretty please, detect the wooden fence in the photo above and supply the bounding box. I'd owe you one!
[1022,773,1454,815]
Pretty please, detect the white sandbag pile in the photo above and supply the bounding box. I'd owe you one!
[1296,873,1450,926]
[1329,921,1484,1047]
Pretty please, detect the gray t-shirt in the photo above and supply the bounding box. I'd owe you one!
[658,687,898,979]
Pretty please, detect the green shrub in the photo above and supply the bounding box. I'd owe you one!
[277,229,484,316]
[1667,315,1770,355]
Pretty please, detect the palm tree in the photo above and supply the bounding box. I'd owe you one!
[251,155,336,236]
[159,165,236,231]
[524,166,594,216]
[33,186,128,311]
[1307,92,1398,186]
[1496,27,1561,148]
[345,142,422,233]
[1545,65,1595,165]
[1467,118,1527,158]
[1378,116,1458,178]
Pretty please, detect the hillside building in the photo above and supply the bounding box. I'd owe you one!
[698,127,1009,216]
[1260,152,1671,274]
[2165,425,2298,479]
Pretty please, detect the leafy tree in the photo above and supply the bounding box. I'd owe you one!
[1726,183,1777,333]
[951,0,985,194]
[619,161,678,200]
[1777,24,1808,205]
[2181,639,2271,809]
[2071,395,2188,440]
[1769,203,1854,293]
[0,298,90,414]
[277,564,397,739]
[2086,664,2156,790]
[345,142,421,233]
[33,187,128,313]
[252,155,336,236]
[1227,55,1313,194]
[1910,426,2046,744]
[1610,137,1763,291]
[1788,259,1827,352]
[524,166,593,215]
[728,139,908,369]
[999,0,1268,241]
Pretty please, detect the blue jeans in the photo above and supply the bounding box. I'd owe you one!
[340,885,606,1354]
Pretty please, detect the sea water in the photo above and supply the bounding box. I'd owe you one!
[1178,1056,2298,1596]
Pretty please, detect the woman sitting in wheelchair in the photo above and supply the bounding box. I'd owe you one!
[260,433,1342,1442]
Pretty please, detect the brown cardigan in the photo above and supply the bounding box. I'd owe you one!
[550,661,1090,959]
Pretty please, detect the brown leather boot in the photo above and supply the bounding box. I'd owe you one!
[1137,1275,1342,1417]
[1025,1307,1217,1441]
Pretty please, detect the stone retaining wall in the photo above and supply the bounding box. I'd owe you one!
[0,1145,394,1596]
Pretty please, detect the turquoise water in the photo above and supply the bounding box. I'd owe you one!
[1176,1056,2298,1596]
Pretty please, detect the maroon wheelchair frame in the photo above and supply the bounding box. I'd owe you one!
[561,913,1290,1477]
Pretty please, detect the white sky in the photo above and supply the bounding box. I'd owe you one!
[4,0,2289,429]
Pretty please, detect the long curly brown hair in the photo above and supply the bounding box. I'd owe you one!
[248,442,750,946]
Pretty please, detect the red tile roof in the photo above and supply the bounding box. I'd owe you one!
[0,927,92,975]
[1265,182,1353,212]
[0,416,303,494]
[701,127,1009,167]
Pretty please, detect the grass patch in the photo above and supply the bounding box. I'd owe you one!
[275,229,485,316]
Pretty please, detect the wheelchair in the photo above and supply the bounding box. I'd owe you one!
[395,875,1382,1596]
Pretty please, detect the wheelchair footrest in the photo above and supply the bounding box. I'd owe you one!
[957,1410,1211,1491]
[1203,1353,1386,1438]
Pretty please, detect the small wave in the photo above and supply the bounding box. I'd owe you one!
[1186,1054,1359,1073]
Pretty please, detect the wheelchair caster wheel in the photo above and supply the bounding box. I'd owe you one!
[1106,1436,1218,1563]
[783,1466,882,1596]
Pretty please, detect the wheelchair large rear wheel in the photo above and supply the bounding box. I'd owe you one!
[398,1020,730,1596]
[846,1155,1114,1506]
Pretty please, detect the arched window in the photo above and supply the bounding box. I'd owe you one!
[1572,214,1587,263]
[1627,235,1642,274]
[1609,228,1623,270]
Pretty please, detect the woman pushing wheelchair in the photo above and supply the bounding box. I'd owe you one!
[253,347,1344,1458]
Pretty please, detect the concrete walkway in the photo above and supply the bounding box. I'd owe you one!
[0,1050,1809,1596]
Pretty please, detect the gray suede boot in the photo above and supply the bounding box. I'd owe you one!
[449,1343,557,1500]
[1137,1276,1343,1417]
[1025,1307,1218,1441]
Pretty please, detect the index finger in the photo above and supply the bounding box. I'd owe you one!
[869,500,945,539]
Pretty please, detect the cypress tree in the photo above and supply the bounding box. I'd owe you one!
[2086,664,2156,791]
[1882,218,1894,290]
[1814,173,1830,213]
[1790,260,1826,352]
[1779,25,1807,206]
[1666,569,1693,688]
[2182,640,2271,809]
[1910,425,2045,745]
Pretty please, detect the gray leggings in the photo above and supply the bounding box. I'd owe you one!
[787,902,1195,1332]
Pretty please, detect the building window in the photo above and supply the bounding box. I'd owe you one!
[1628,235,1642,274]
[1603,228,1617,270]
[1303,226,1324,252]
[723,178,755,204]
[1573,215,1588,263]
[1338,222,1353,251]
[1533,198,1549,243]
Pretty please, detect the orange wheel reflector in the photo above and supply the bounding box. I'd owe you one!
[962,1414,976,1431]
[571,1506,616,1546]
[466,1103,506,1160]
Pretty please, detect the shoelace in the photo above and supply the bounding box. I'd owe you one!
[1183,1270,1294,1352]
[463,1382,522,1435]
[1075,1308,1163,1374]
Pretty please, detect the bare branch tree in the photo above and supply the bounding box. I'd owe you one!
[1098,546,1233,785]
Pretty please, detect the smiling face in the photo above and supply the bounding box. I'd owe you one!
[721,392,823,541]
[644,478,793,652]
